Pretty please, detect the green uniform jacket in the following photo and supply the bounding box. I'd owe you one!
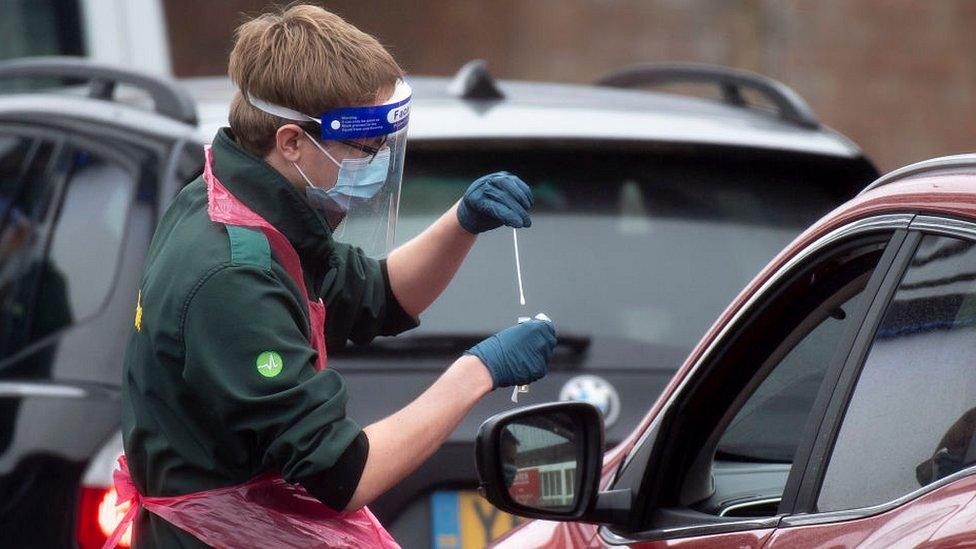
[121,128,417,548]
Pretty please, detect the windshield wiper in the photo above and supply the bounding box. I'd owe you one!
[332,333,591,363]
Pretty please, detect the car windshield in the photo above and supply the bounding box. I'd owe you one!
[384,143,863,370]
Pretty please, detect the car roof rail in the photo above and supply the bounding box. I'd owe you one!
[448,59,504,101]
[596,62,819,129]
[859,153,976,195]
[0,56,198,126]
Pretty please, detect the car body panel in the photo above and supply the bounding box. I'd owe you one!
[491,518,773,549]
[927,480,976,546]
[490,516,601,548]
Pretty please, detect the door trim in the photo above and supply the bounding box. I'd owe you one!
[910,214,976,240]
[777,229,914,515]
[781,467,976,527]
[787,230,921,516]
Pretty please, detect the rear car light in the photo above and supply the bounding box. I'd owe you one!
[77,432,130,548]
[77,486,131,548]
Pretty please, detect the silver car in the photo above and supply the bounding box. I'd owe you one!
[0,57,876,548]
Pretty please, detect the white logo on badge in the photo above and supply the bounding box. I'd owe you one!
[330,120,341,130]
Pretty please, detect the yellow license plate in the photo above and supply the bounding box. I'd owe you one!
[431,490,524,549]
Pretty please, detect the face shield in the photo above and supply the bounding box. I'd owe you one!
[246,80,411,258]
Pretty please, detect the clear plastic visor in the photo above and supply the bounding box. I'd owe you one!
[244,80,412,258]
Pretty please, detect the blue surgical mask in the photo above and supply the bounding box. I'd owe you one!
[293,131,390,217]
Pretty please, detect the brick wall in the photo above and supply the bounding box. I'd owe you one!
[164,0,976,171]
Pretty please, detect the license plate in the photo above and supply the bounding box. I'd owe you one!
[431,490,523,549]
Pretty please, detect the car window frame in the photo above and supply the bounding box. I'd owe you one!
[0,123,68,210]
[0,124,67,355]
[159,137,204,216]
[600,214,916,544]
[0,124,145,365]
[785,215,976,527]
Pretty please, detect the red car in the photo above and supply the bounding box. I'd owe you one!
[476,153,976,548]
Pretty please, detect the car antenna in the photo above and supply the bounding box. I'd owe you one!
[448,59,504,100]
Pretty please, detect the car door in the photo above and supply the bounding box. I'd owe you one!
[767,216,976,547]
[0,122,164,547]
[578,216,916,547]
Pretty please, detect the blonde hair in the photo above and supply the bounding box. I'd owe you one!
[228,4,403,156]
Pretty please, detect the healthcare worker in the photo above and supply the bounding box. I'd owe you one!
[113,5,556,548]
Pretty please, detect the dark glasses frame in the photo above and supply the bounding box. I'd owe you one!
[338,135,388,163]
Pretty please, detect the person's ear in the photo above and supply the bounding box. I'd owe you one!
[274,124,306,163]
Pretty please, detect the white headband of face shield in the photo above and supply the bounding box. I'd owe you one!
[243,79,412,131]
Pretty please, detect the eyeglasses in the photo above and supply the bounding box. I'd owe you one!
[338,136,388,163]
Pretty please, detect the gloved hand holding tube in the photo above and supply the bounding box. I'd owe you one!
[456,171,533,234]
[465,316,557,389]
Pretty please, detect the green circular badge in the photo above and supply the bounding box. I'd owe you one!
[256,351,283,378]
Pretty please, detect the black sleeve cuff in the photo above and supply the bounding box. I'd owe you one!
[378,258,421,336]
[298,432,369,511]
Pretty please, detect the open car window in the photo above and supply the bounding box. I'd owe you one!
[716,287,870,465]
[621,230,900,533]
[687,238,887,518]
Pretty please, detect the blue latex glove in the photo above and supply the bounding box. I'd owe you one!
[456,171,534,234]
[466,318,557,389]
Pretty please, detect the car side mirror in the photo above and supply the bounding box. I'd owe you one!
[476,401,632,525]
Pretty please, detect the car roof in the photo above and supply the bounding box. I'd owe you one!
[0,94,199,142]
[182,74,864,159]
[0,58,867,161]
[851,154,976,220]
[858,154,976,196]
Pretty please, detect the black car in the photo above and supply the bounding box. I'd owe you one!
[0,57,876,548]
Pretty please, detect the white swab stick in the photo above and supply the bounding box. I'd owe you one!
[513,228,526,306]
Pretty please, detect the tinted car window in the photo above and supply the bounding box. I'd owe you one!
[0,135,56,354]
[680,239,886,518]
[395,146,857,369]
[818,235,976,512]
[0,144,134,356]
[633,235,889,521]
[0,0,84,72]
[0,135,33,187]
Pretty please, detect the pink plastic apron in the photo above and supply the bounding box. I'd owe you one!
[102,147,398,548]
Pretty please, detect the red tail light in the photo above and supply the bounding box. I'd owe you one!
[78,432,128,548]
[77,485,131,549]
